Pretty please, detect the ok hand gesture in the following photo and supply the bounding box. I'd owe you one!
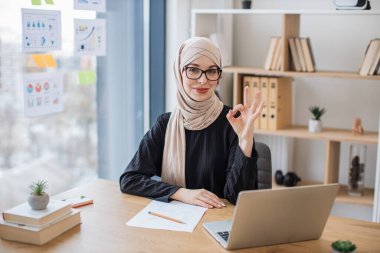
[226,86,264,157]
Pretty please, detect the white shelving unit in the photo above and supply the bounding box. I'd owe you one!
[192,8,380,222]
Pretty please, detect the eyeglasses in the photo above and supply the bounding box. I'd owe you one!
[183,66,222,81]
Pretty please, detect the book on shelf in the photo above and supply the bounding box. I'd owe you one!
[295,38,307,72]
[275,40,284,71]
[268,77,292,130]
[264,37,279,70]
[300,37,315,72]
[0,209,81,246]
[2,199,71,227]
[368,41,380,75]
[271,38,282,71]
[288,38,302,72]
[359,38,380,76]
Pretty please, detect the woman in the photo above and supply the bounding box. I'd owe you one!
[119,37,263,208]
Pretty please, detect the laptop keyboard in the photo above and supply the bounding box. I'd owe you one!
[217,231,230,241]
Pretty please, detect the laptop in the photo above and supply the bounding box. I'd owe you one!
[203,184,339,250]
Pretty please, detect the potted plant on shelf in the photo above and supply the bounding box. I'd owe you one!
[241,0,252,9]
[28,180,49,210]
[308,105,326,133]
[331,240,356,253]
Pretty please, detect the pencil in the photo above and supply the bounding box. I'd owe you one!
[148,211,186,224]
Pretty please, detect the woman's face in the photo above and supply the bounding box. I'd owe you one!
[181,56,220,102]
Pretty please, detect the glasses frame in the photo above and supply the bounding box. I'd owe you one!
[183,66,222,81]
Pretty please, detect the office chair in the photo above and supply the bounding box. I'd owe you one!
[255,142,272,189]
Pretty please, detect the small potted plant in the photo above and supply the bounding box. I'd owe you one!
[241,0,252,9]
[331,240,356,253]
[308,105,326,133]
[28,180,49,210]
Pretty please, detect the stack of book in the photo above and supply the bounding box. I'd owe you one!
[288,37,315,72]
[0,199,81,245]
[359,38,380,76]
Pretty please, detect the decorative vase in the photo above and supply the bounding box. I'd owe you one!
[28,193,49,210]
[348,144,366,197]
[308,119,322,133]
[241,1,252,9]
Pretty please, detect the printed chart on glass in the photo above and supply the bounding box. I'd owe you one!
[74,0,106,12]
[74,19,106,56]
[21,9,61,52]
[23,72,64,117]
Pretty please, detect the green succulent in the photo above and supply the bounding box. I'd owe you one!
[29,180,48,196]
[331,240,356,252]
[309,105,326,121]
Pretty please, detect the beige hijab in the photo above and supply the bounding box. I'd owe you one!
[161,37,224,187]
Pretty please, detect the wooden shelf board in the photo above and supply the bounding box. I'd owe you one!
[272,178,374,206]
[336,185,374,206]
[255,125,378,144]
[193,9,380,15]
[223,66,380,80]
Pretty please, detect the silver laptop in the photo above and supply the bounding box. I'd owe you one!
[203,184,339,250]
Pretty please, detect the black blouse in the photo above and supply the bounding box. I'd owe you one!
[119,105,258,204]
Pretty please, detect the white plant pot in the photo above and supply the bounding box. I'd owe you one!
[28,193,49,210]
[308,119,322,133]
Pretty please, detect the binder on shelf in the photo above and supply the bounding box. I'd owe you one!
[250,76,261,129]
[295,38,307,72]
[264,37,279,70]
[243,75,251,92]
[300,37,315,72]
[288,38,302,72]
[359,39,380,76]
[268,77,292,130]
[259,77,269,129]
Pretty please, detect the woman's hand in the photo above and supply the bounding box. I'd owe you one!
[226,86,264,157]
[170,188,225,209]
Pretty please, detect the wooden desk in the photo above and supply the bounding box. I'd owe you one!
[1,179,380,253]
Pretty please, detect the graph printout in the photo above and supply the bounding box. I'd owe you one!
[23,72,64,117]
[22,9,61,52]
[74,19,106,56]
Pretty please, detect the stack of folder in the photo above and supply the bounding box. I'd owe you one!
[0,199,81,245]
[243,76,292,130]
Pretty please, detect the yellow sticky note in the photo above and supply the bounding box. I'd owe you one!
[32,54,46,67]
[78,71,88,85]
[44,54,57,67]
[45,0,54,4]
[31,0,42,5]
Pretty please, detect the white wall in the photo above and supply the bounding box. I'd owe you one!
[166,0,380,220]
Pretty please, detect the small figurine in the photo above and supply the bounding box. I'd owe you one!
[352,118,364,136]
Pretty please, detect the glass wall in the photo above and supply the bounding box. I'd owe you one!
[0,2,96,211]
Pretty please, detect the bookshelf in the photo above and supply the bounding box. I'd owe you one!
[192,8,380,220]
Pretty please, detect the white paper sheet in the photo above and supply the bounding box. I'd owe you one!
[127,200,207,232]
[23,72,64,117]
[74,0,106,12]
[21,9,61,52]
[74,19,106,56]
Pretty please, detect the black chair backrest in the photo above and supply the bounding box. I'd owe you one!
[256,142,272,189]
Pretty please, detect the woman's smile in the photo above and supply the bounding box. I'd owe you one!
[194,87,209,94]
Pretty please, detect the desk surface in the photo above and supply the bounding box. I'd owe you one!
[1,179,380,253]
